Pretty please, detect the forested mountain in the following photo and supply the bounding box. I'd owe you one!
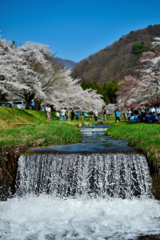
[71,24,160,84]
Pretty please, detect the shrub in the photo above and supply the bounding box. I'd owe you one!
[133,42,147,54]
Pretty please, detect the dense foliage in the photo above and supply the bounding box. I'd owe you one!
[132,42,148,54]
[81,80,119,105]
[0,90,7,101]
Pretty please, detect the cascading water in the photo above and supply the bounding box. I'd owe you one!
[1,126,160,240]
[16,153,152,199]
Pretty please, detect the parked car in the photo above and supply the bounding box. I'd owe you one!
[13,101,26,110]
[5,102,13,107]
[0,102,5,107]
[4,101,14,107]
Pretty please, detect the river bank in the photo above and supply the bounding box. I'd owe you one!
[0,108,160,200]
[105,117,160,171]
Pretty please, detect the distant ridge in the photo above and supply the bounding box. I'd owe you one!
[71,24,160,84]
[55,57,76,69]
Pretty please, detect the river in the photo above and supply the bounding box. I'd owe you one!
[0,125,160,240]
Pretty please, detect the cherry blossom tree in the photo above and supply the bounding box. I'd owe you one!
[116,75,140,109]
[116,37,160,109]
[140,51,155,61]
[0,33,105,111]
[0,38,50,107]
[131,37,160,106]
[42,68,105,111]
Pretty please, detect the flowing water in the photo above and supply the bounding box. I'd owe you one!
[0,126,160,240]
[25,126,135,154]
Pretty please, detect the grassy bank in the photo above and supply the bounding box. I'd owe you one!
[0,107,82,147]
[105,117,160,167]
[0,107,49,129]
[0,121,82,147]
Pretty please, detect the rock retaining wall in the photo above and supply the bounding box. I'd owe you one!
[0,145,27,200]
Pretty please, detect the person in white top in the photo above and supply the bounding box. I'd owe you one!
[61,108,66,121]
[56,111,60,120]
[45,104,51,121]
[149,105,156,113]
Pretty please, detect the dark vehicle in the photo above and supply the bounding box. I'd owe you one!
[5,102,13,107]
[0,102,5,106]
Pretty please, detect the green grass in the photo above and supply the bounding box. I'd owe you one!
[0,121,82,147]
[0,107,82,147]
[105,116,160,164]
[0,107,46,129]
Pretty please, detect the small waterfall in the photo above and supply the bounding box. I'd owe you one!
[15,153,153,199]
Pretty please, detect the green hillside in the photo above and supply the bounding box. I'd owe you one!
[71,24,160,84]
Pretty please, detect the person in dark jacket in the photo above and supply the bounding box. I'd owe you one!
[150,112,159,123]
[71,109,75,120]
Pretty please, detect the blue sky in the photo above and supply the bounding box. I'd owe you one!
[1,0,160,62]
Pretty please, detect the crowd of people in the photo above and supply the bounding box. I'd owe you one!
[31,100,160,124]
[127,105,160,123]
[43,104,101,122]
[55,109,81,121]
[44,106,81,122]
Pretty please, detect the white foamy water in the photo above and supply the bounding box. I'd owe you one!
[80,127,108,132]
[0,195,160,240]
[1,152,160,239]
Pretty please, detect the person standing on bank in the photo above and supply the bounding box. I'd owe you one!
[115,109,120,122]
[30,99,35,110]
[103,108,107,121]
[94,110,98,121]
[56,110,59,120]
[71,109,75,120]
[61,108,66,121]
[66,111,69,120]
[45,104,51,121]
[76,112,79,120]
